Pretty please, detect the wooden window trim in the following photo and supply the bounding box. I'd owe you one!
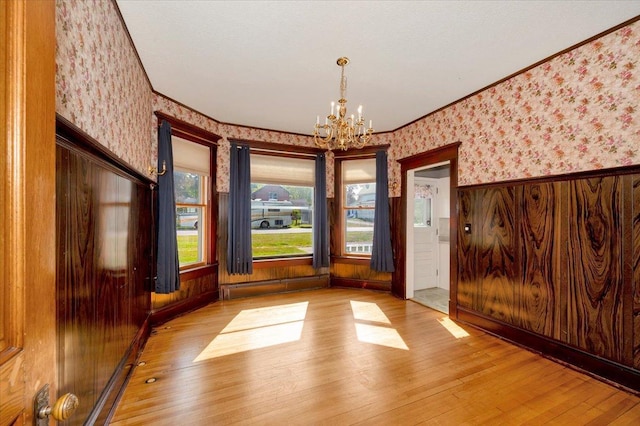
[229,138,323,157]
[179,264,217,282]
[252,256,313,269]
[155,111,221,146]
[333,145,389,259]
[233,141,318,261]
[330,256,371,266]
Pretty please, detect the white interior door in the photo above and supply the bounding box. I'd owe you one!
[413,178,438,290]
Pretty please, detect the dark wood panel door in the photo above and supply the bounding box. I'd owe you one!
[478,187,518,323]
[567,177,626,363]
[519,182,564,339]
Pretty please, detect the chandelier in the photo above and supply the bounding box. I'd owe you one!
[314,57,374,151]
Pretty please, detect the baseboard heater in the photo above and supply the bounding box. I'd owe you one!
[219,275,329,300]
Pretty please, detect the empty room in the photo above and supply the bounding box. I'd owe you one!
[2,1,640,424]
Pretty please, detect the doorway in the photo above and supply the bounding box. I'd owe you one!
[406,162,451,314]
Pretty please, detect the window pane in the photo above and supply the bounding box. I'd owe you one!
[414,198,433,226]
[414,198,426,226]
[174,171,201,203]
[251,184,313,258]
[344,211,374,255]
[176,206,204,266]
[345,183,376,208]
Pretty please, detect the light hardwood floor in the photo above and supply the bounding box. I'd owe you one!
[111,289,640,425]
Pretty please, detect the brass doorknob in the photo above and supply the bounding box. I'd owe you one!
[38,392,79,421]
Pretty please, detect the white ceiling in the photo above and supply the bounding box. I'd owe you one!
[116,1,640,135]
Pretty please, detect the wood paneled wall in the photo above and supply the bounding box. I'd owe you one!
[150,265,218,327]
[519,182,564,340]
[567,177,627,363]
[151,272,217,312]
[330,262,392,291]
[56,130,153,424]
[634,177,640,369]
[390,197,404,297]
[457,169,640,391]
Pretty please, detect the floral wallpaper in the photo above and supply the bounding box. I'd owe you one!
[378,19,640,190]
[56,0,638,197]
[56,0,153,175]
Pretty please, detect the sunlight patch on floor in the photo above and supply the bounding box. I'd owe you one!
[350,300,409,350]
[354,323,409,350]
[350,300,391,324]
[193,302,308,361]
[438,317,470,339]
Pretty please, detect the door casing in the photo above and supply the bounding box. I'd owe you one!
[394,142,460,318]
[0,0,57,424]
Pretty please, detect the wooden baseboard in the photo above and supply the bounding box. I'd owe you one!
[220,275,329,300]
[150,290,219,326]
[90,314,152,425]
[457,307,640,395]
[330,276,391,292]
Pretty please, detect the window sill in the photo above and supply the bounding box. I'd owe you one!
[331,256,371,266]
[180,263,217,281]
[252,256,313,269]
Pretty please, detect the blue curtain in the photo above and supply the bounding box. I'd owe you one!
[370,150,395,272]
[313,153,329,268]
[156,120,180,293]
[227,143,253,275]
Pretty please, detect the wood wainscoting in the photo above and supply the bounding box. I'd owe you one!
[456,166,640,392]
[151,265,219,325]
[56,117,154,424]
[220,275,329,300]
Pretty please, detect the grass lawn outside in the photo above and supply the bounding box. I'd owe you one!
[177,235,199,265]
[178,229,375,263]
[252,232,312,257]
[346,230,374,243]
